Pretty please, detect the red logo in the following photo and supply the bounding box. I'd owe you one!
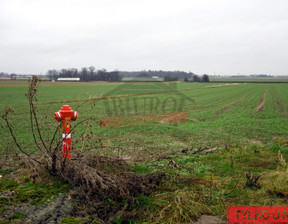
[227,205,288,223]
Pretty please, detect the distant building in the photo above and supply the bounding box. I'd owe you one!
[57,78,80,82]
[152,76,159,79]
[0,77,10,80]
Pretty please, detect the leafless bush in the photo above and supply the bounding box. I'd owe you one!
[2,76,96,174]
[2,76,64,175]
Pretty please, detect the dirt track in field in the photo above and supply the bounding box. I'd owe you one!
[256,89,268,113]
[217,92,253,115]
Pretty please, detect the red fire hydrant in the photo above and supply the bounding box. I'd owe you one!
[54,105,78,159]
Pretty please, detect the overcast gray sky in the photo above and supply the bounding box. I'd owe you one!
[0,0,288,75]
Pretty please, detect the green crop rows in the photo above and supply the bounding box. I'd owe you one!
[1,81,288,155]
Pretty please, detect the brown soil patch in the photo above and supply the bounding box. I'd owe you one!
[217,93,252,115]
[256,89,268,113]
[100,111,188,127]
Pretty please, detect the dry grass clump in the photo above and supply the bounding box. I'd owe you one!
[152,188,212,223]
[61,159,160,201]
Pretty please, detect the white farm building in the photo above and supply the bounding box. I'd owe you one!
[57,78,80,82]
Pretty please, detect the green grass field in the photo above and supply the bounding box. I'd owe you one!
[211,77,288,83]
[1,81,287,151]
[1,80,288,223]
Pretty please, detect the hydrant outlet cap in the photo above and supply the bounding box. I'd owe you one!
[54,112,62,121]
[72,111,78,121]
[61,105,73,112]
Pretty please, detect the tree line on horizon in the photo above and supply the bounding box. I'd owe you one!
[47,67,122,82]
[122,70,209,82]
[47,68,210,82]
[0,68,210,82]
